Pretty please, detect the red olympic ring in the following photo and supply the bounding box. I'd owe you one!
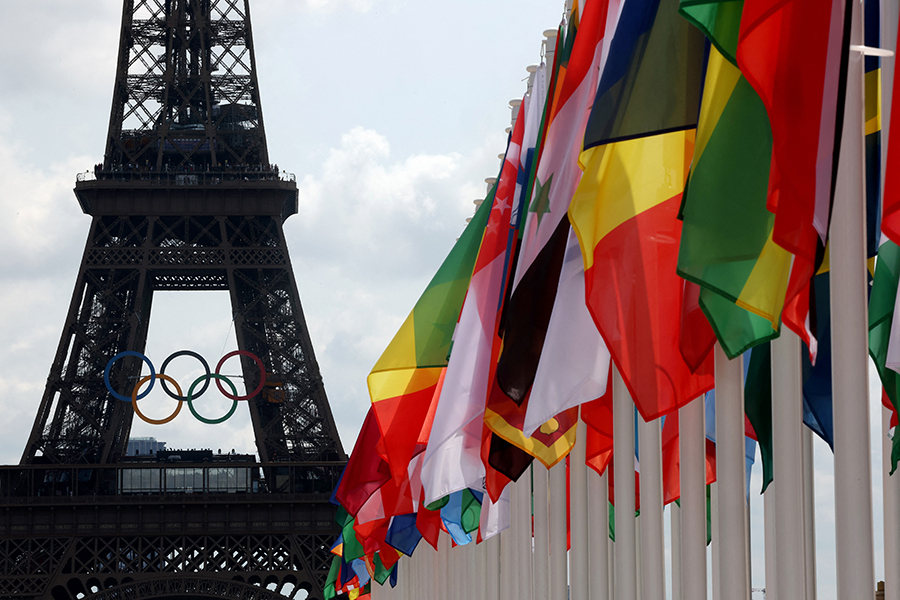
[215,350,266,401]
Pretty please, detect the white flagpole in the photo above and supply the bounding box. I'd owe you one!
[672,502,683,600]
[764,484,778,600]
[439,533,450,600]
[515,470,534,600]
[884,407,900,600]
[771,330,806,599]
[533,465,550,599]
[613,366,637,600]
[711,483,720,600]
[431,538,441,600]
[832,0,876,596]
[506,482,519,600]
[589,468,611,600]
[714,344,749,600]
[549,459,568,600]
[571,419,590,600]
[499,531,511,600]
[801,426,817,600]
[638,414,665,599]
[486,533,501,600]
[680,394,707,600]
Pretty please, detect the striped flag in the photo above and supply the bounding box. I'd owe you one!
[568,0,713,421]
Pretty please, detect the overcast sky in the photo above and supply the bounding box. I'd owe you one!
[0,0,564,460]
[0,2,891,599]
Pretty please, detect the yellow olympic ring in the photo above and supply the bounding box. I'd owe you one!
[132,374,184,425]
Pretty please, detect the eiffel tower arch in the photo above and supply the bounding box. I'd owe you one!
[2,1,347,598]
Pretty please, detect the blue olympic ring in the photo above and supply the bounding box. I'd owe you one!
[104,351,156,402]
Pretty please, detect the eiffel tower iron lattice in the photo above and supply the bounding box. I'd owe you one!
[3,1,348,598]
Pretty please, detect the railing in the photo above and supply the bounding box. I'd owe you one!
[75,168,297,185]
[0,461,343,502]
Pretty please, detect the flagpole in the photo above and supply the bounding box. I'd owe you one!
[515,471,534,600]
[549,459,568,600]
[714,344,749,599]
[680,393,707,600]
[613,366,637,600]
[439,532,450,600]
[832,0,876,597]
[711,483,720,600]
[589,468,611,600]
[764,484,778,600]
[672,502,682,600]
[486,533,500,600]
[801,426,817,600]
[507,481,519,600]
[571,420,590,600]
[499,519,512,600]
[533,464,551,600]
[771,330,807,599]
[638,414,665,599]
[884,407,900,600]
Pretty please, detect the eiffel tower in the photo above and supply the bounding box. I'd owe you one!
[1,1,346,598]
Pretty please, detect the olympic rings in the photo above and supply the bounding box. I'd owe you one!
[187,374,239,424]
[105,351,156,402]
[103,350,267,425]
[132,374,183,425]
[160,350,210,401]
[215,350,266,401]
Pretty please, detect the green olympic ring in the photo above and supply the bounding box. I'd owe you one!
[187,374,239,425]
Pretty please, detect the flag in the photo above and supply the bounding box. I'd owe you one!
[870,237,900,473]
[494,0,612,404]
[880,8,900,244]
[744,342,774,491]
[736,0,849,358]
[864,0,882,256]
[335,408,391,517]
[367,184,492,486]
[479,62,549,499]
[420,104,526,505]
[582,363,615,475]
[482,0,614,494]
[568,0,713,421]
[522,228,612,436]
[801,272,835,449]
[676,1,791,358]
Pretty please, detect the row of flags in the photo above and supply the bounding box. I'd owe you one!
[323,0,900,595]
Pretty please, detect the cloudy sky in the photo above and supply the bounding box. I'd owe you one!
[0,2,891,598]
[0,0,564,460]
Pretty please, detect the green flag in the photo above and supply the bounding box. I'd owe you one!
[869,239,900,473]
[744,342,774,491]
[677,0,791,358]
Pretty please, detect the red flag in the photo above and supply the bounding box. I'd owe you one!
[335,408,391,516]
[736,0,847,358]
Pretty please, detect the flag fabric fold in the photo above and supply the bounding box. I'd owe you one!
[568,0,713,421]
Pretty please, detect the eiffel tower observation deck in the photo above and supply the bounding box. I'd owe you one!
[1,1,346,598]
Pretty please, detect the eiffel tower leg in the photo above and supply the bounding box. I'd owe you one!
[22,216,154,465]
[223,216,343,465]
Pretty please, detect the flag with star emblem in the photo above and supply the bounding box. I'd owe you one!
[367,184,492,486]
[421,104,527,506]
[493,0,612,405]
[568,0,713,421]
